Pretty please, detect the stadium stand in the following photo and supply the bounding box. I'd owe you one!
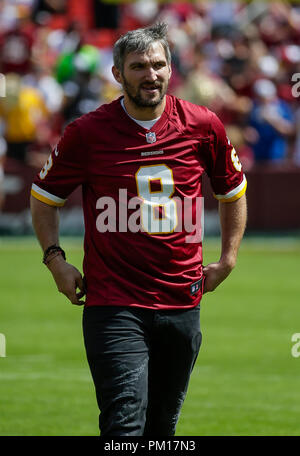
[0,0,300,233]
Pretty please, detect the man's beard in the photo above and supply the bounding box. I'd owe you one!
[122,75,168,108]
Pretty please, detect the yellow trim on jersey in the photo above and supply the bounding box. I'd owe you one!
[214,175,247,203]
[31,188,65,207]
[31,185,66,207]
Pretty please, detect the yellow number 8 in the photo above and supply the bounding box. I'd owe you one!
[39,153,53,180]
[231,148,242,172]
[135,164,177,234]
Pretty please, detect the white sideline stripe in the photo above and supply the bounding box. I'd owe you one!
[0,333,5,357]
[31,183,66,204]
[215,174,246,200]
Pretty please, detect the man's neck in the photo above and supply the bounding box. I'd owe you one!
[122,95,166,121]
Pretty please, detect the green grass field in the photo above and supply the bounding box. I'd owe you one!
[0,236,300,436]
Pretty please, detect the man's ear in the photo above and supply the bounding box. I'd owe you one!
[112,66,122,85]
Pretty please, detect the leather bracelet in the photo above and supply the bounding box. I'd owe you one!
[43,245,66,265]
[43,251,64,266]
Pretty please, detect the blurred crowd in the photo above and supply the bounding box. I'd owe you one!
[0,0,300,211]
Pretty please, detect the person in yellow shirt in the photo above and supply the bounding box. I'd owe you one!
[0,73,49,162]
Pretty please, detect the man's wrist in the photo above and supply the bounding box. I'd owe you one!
[45,252,66,272]
[43,245,66,265]
[219,255,236,271]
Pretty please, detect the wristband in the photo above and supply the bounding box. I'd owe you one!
[43,245,66,265]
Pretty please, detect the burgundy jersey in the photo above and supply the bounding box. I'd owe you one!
[31,95,247,310]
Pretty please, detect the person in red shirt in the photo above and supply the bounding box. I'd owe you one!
[0,13,34,75]
[30,23,247,436]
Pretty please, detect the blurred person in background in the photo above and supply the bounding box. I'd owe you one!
[22,64,64,169]
[218,32,255,99]
[54,43,102,124]
[177,43,252,125]
[249,78,295,164]
[0,3,35,76]
[0,73,49,162]
[256,0,300,47]
[60,65,102,125]
[177,47,233,115]
[23,63,64,116]
[0,132,6,210]
[294,100,300,167]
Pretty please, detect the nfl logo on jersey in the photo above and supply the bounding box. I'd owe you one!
[146,132,156,144]
[190,278,203,296]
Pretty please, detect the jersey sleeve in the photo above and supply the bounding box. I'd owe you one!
[207,112,247,203]
[31,121,87,207]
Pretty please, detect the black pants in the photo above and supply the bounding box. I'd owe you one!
[82,304,202,436]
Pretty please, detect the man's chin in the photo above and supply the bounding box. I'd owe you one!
[134,93,164,108]
[140,98,162,107]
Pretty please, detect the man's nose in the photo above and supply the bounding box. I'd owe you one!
[144,66,157,81]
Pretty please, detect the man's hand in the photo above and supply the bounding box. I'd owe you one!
[202,195,247,294]
[202,260,234,294]
[47,254,86,305]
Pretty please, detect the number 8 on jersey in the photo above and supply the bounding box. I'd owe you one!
[135,164,178,234]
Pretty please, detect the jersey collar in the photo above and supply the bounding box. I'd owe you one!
[116,95,172,137]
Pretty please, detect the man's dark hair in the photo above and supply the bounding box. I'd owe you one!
[113,22,171,72]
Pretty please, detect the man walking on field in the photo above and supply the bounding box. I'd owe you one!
[30,23,247,436]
